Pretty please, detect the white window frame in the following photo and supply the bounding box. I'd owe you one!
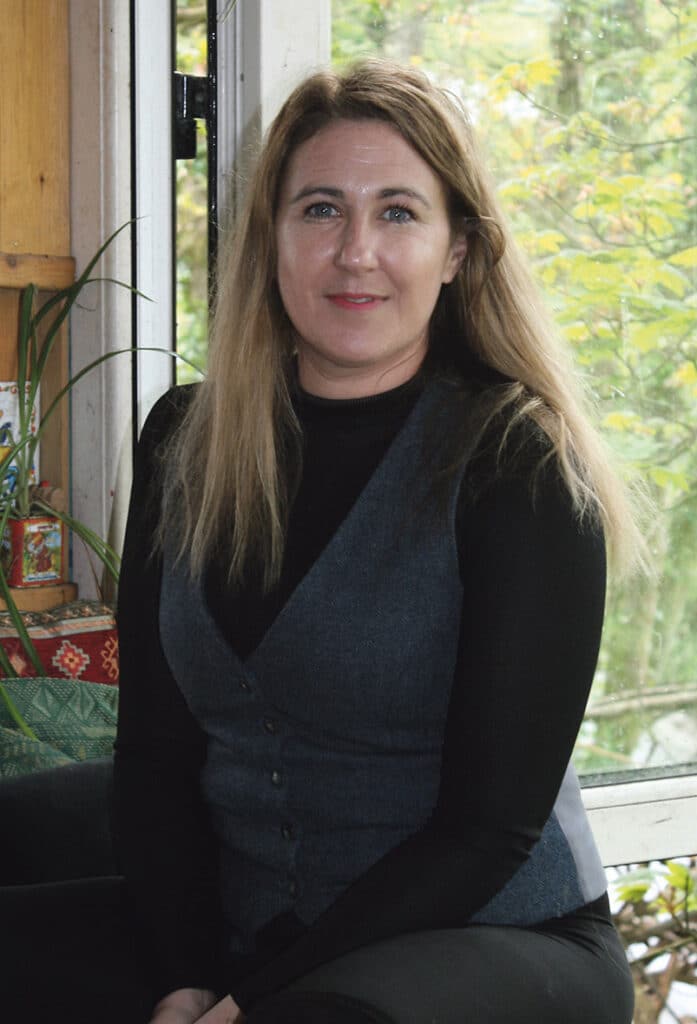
[69,0,175,595]
[132,0,176,433]
[583,773,697,866]
[69,0,136,595]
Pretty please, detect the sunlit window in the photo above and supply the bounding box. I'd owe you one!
[176,0,209,382]
[333,0,697,781]
[175,0,697,779]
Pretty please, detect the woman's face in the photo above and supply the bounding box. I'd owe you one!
[275,119,466,398]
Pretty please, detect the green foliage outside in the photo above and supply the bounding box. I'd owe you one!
[611,858,696,1020]
[336,0,697,778]
[177,0,697,776]
[176,1,209,382]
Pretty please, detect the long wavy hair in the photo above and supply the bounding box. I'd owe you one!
[160,59,645,589]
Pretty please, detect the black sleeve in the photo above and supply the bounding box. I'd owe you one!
[233,448,607,1009]
[113,386,227,1000]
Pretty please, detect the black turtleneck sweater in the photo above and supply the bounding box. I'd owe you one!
[206,377,424,658]
[115,374,608,1008]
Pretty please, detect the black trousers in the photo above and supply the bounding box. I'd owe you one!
[2,760,634,1024]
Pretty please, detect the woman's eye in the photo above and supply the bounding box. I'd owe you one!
[383,205,415,224]
[304,202,339,219]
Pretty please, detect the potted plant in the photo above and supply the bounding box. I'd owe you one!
[0,225,137,736]
[0,224,201,741]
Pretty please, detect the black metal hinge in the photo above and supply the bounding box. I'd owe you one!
[174,72,209,159]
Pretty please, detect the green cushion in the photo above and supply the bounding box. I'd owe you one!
[0,676,118,778]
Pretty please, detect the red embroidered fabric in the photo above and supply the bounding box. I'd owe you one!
[0,600,119,685]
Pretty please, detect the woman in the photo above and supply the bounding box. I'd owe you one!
[115,61,639,1023]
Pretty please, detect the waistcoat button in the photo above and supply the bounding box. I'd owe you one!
[289,879,297,897]
[263,718,277,734]
[271,770,282,786]
[281,823,294,840]
[239,679,250,692]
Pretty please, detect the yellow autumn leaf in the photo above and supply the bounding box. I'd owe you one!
[669,362,697,394]
[648,467,690,492]
[603,412,638,431]
[563,323,590,343]
[524,58,559,86]
[670,246,697,268]
[654,266,688,296]
[533,230,566,254]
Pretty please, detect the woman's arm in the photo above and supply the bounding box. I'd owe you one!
[231,448,606,1009]
[114,388,226,1002]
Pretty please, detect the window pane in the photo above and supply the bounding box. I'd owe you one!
[332,0,697,779]
[176,0,209,382]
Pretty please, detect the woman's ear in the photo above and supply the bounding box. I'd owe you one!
[442,234,467,284]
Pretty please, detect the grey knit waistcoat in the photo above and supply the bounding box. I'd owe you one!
[159,379,607,955]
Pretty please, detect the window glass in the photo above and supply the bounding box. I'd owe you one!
[176,0,209,382]
[332,0,697,779]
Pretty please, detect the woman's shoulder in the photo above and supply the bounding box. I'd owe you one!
[474,404,552,478]
[132,384,200,492]
[430,365,553,485]
[139,383,199,453]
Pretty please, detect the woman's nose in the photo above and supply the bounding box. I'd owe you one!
[334,216,379,271]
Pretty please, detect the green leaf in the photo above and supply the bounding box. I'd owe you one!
[653,265,689,297]
[33,499,121,584]
[574,261,625,291]
[612,866,656,904]
[669,246,697,268]
[0,525,46,677]
[629,321,666,353]
[666,37,697,61]
[648,466,690,492]
[0,682,38,739]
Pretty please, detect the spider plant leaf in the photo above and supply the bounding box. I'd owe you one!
[0,647,17,678]
[0,571,46,676]
[0,502,45,673]
[33,220,136,330]
[29,221,139,385]
[81,277,152,300]
[35,347,202,443]
[33,499,121,583]
[17,286,35,418]
[0,681,39,739]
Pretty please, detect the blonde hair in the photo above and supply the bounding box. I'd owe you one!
[161,59,645,589]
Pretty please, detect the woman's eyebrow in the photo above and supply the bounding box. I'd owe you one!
[290,186,343,204]
[289,185,431,208]
[381,187,431,208]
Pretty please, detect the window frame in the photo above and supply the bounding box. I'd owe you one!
[132,0,176,433]
[68,0,176,591]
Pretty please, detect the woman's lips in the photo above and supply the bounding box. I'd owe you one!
[326,293,385,310]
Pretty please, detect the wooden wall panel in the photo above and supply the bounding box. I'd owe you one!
[38,313,69,491]
[0,1,71,502]
[0,291,20,379]
[0,0,70,257]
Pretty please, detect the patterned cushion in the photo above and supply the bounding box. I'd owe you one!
[0,601,119,685]
[0,676,118,777]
